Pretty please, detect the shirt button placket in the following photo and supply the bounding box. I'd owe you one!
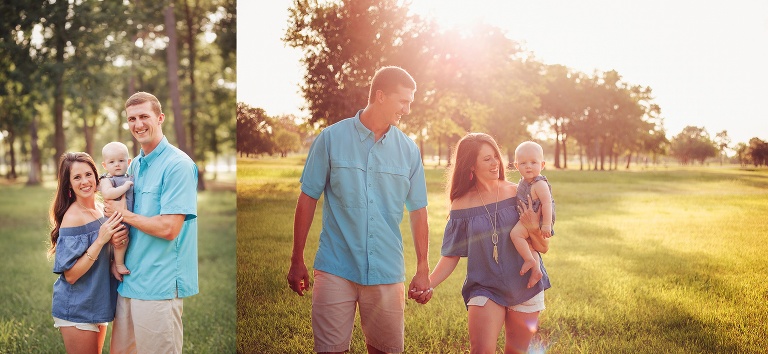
[366,148,375,278]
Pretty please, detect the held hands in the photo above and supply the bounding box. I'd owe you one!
[407,271,432,305]
[98,212,124,246]
[287,261,311,296]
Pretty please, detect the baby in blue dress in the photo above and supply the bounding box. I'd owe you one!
[510,141,555,289]
[99,141,134,275]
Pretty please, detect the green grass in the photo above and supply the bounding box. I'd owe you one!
[237,156,768,353]
[0,178,236,353]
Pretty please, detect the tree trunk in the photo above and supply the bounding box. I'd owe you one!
[83,106,94,157]
[53,38,66,165]
[562,134,568,169]
[6,129,17,180]
[182,0,205,191]
[553,119,561,168]
[164,4,189,155]
[626,152,632,169]
[27,114,42,185]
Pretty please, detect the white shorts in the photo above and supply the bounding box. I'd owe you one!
[52,317,107,333]
[467,291,545,313]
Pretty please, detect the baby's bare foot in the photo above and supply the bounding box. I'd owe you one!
[116,264,130,275]
[527,267,543,288]
[520,259,536,276]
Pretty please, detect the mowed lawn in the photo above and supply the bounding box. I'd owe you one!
[0,177,236,353]
[237,156,768,353]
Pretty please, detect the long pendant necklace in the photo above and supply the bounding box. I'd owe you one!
[476,180,500,263]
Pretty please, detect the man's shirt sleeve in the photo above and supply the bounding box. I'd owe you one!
[300,132,330,200]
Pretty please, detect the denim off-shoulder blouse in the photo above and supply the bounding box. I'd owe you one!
[52,218,118,323]
[441,197,551,308]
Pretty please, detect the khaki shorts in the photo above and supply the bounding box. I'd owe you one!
[110,294,184,354]
[52,317,107,333]
[467,291,545,313]
[312,270,405,353]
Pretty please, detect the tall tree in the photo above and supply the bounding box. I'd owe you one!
[164,3,189,157]
[670,126,718,165]
[539,64,581,169]
[714,130,731,165]
[747,137,768,167]
[285,0,424,127]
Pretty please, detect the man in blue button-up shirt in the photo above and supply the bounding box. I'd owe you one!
[106,92,198,354]
[288,67,431,354]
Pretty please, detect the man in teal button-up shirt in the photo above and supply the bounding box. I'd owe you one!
[288,67,431,354]
[106,92,198,354]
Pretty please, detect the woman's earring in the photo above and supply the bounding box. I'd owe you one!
[68,189,72,198]
[469,171,474,181]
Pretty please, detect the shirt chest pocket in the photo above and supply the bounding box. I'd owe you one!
[329,160,366,208]
[373,165,410,213]
[136,185,161,215]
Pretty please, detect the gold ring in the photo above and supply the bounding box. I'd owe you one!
[122,240,126,245]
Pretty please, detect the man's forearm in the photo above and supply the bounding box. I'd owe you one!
[122,210,185,241]
[410,207,430,273]
[292,192,318,263]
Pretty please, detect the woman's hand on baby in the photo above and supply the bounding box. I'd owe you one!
[98,212,124,245]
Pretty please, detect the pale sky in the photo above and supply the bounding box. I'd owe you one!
[237,0,768,145]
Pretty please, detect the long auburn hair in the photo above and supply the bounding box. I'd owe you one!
[48,152,100,257]
[446,133,506,203]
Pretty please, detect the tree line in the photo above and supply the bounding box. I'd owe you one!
[1,0,236,188]
[236,0,764,169]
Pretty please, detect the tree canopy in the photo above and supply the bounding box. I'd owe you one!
[0,0,236,186]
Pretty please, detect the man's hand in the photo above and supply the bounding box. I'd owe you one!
[110,227,129,250]
[104,197,128,217]
[287,261,311,296]
[408,271,432,304]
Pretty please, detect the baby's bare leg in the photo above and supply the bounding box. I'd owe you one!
[510,222,541,285]
[114,234,130,274]
[526,239,542,288]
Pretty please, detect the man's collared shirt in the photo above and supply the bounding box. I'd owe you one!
[119,136,199,300]
[300,110,428,285]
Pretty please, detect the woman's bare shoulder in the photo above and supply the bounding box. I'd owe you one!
[450,193,476,211]
[501,179,518,199]
[60,205,85,228]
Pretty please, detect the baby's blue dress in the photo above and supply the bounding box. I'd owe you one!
[517,175,555,235]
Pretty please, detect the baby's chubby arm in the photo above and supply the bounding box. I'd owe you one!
[100,179,133,200]
[532,180,553,237]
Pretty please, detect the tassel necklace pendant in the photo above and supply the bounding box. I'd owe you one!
[477,181,501,264]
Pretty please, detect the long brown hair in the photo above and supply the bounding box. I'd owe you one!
[446,133,506,203]
[48,152,100,257]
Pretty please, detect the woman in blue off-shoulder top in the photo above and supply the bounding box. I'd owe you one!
[47,152,125,354]
[428,133,551,354]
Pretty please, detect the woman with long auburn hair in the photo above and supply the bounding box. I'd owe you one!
[428,133,552,353]
[48,152,125,354]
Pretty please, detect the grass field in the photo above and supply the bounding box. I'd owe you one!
[237,156,768,353]
[0,176,236,353]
